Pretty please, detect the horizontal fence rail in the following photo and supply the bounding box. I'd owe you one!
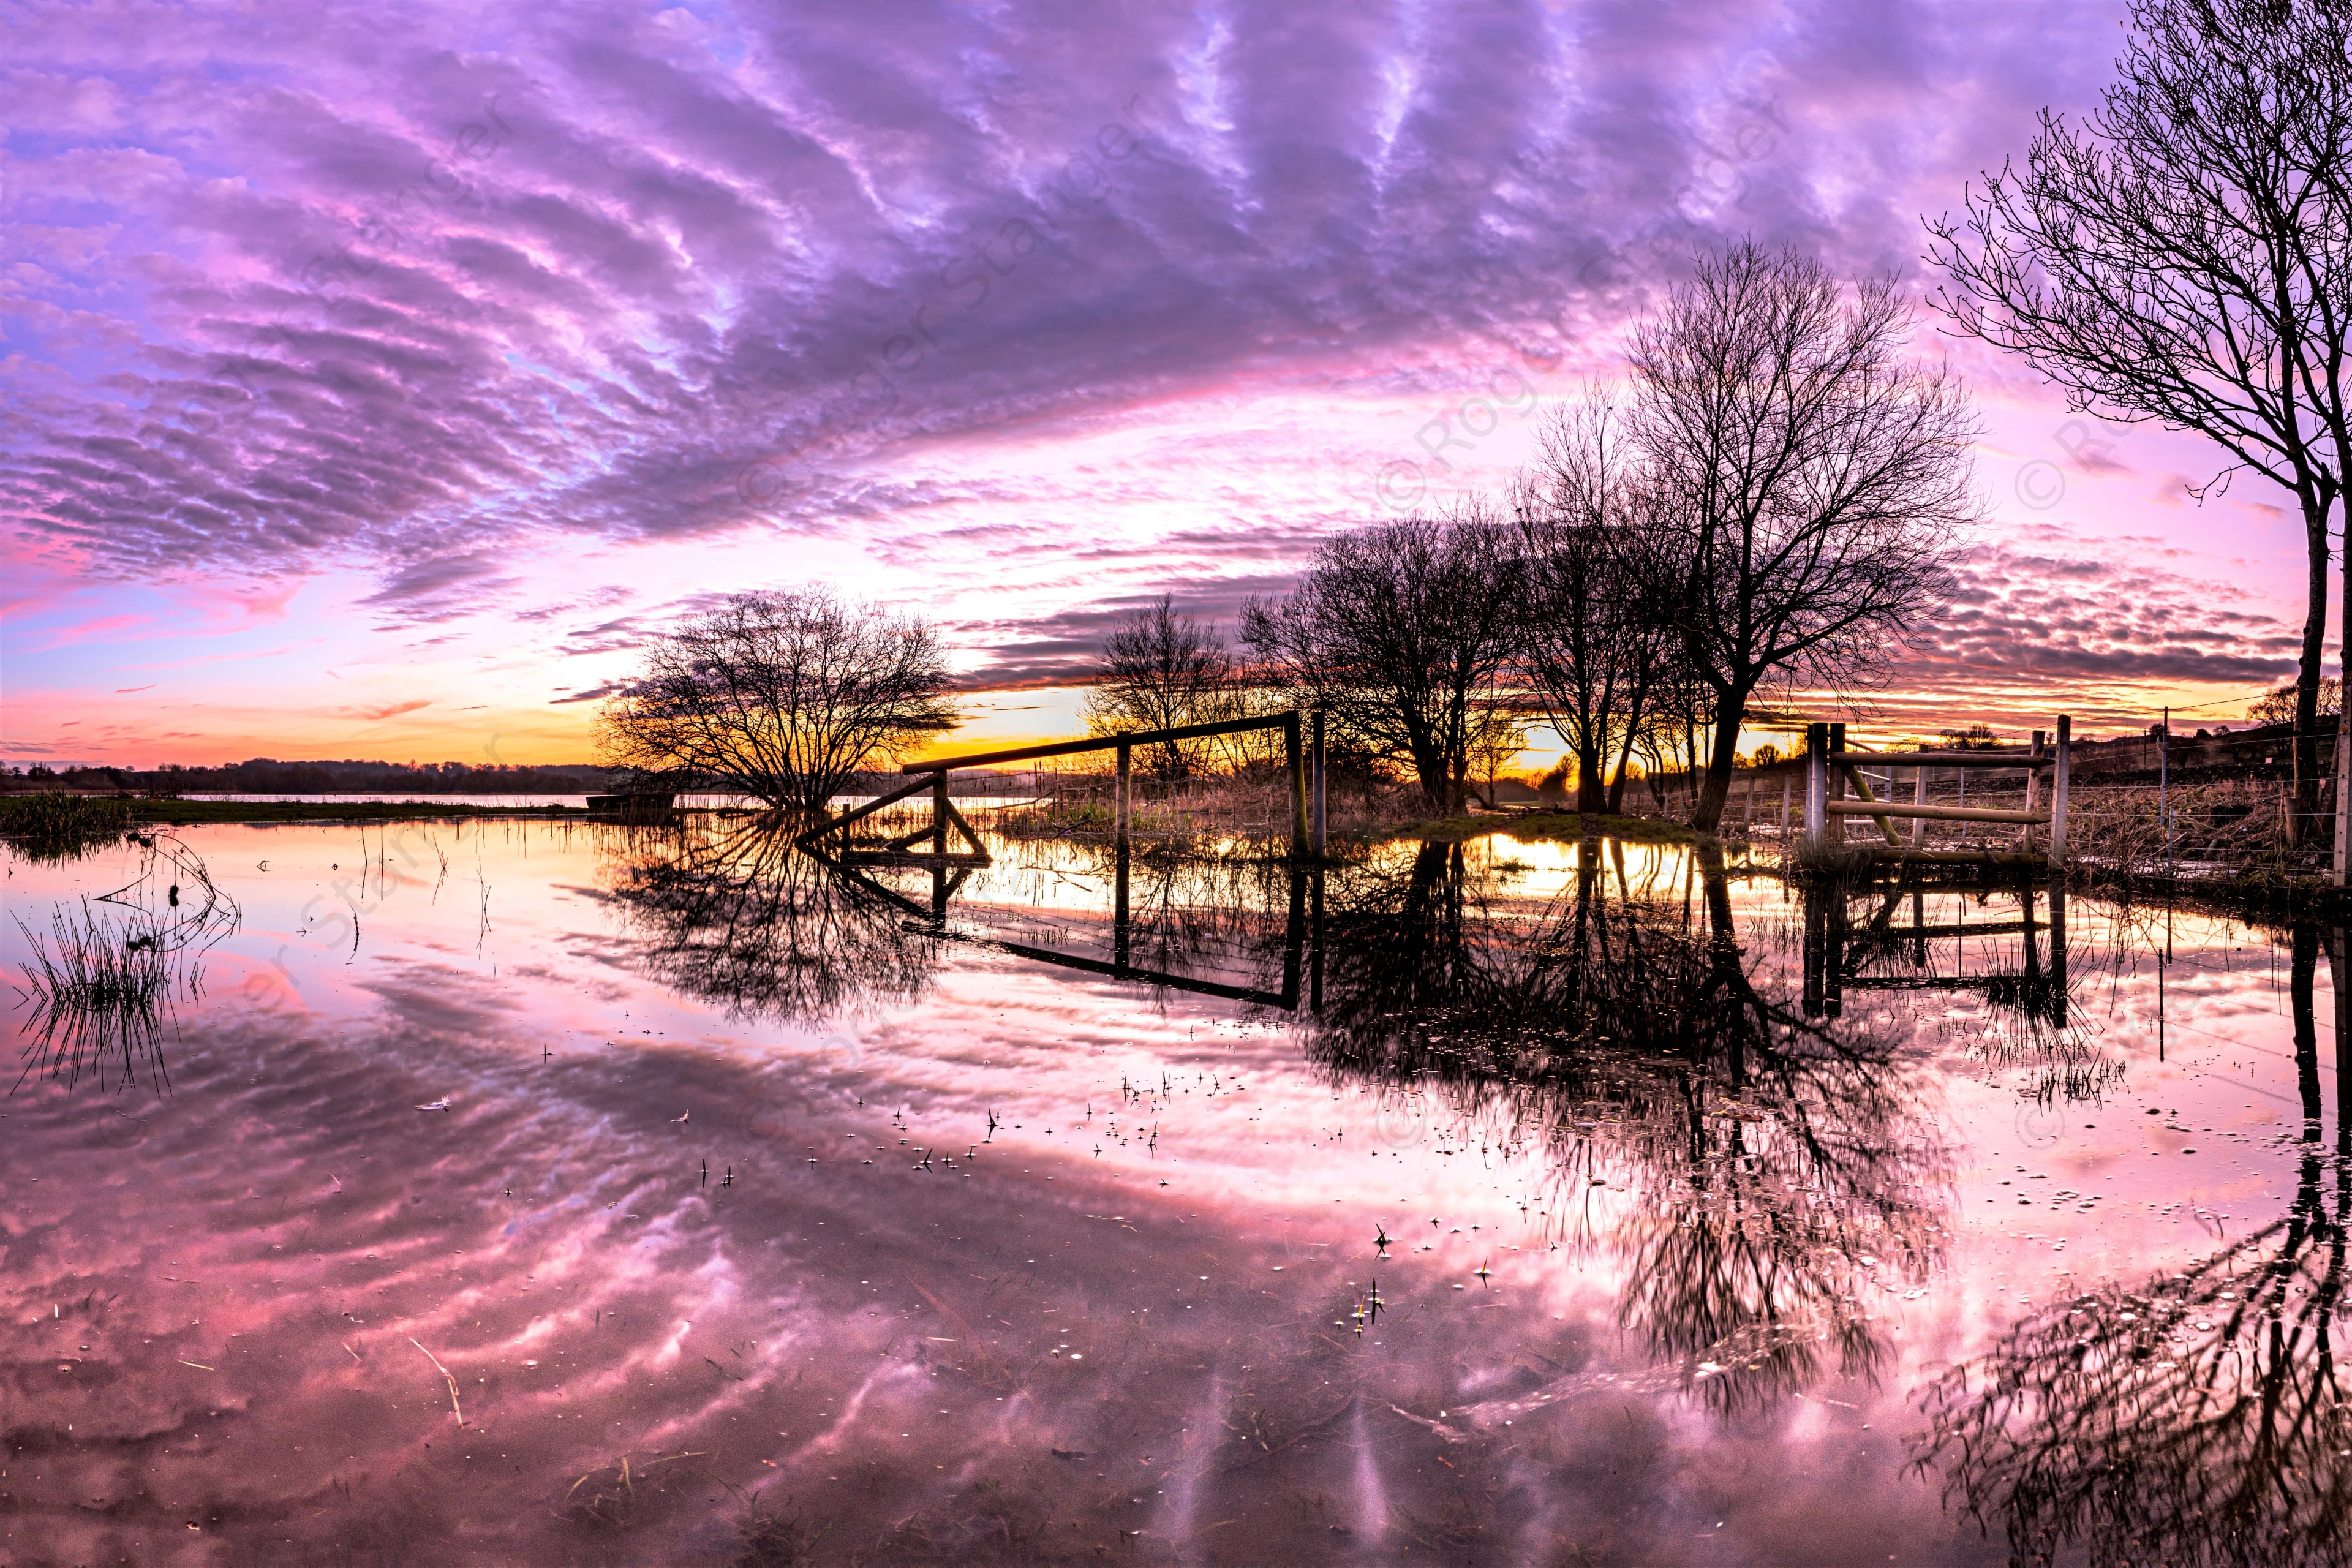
[797,710,1330,859]
[1822,801,2051,825]
[898,712,1300,775]
[1802,717,2070,861]
[1828,750,2052,771]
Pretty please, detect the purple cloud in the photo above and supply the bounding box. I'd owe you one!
[32,0,2290,747]
[2,2,2127,574]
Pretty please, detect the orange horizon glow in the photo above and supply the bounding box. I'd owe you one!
[4,673,2273,777]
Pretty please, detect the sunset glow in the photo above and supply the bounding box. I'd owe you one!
[2,1,2328,768]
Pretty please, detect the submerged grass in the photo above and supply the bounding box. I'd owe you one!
[0,794,134,860]
[730,1508,821,1566]
[1,793,586,834]
[10,834,242,1093]
[562,1449,709,1531]
[12,899,172,1090]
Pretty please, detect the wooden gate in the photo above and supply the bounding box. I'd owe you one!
[796,710,1330,861]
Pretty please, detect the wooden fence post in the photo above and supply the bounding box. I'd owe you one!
[2049,879,2068,1028]
[1781,773,1792,838]
[1912,764,1926,846]
[932,771,950,856]
[2049,714,2071,860]
[2334,715,2350,887]
[1114,840,1131,969]
[1115,740,1131,849]
[1828,724,1847,836]
[1311,709,1327,856]
[1804,723,1828,846]
[1286,710,1308,857]
[2329,930,2352,1133]
[2026,729,2044,850]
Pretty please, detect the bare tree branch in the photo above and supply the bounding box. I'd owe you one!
[595,589,957,815]
[1926,0,2352,835]
[1627,243,1973,831]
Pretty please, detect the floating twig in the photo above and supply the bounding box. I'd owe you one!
[409,1336,464,1426]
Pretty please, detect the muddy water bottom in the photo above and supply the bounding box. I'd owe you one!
[1,821,2342,1566]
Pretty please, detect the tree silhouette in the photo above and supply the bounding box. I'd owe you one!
[605,816,941,1024]
[1916,921,2352,1568]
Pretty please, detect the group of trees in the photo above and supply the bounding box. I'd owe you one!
[1104,0,2352,833]
[2248,676,2345,729]
[1,759,608,796]
[1505,247,1971,827]
[605,1,2352,833]
[600,248,1972,828]
[1102,245,1973,829]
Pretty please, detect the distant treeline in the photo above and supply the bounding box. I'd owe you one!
[2,760,1047,798]
[4,759,616,795]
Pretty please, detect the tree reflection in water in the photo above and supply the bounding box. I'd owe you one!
[1306,839,1951,1417]
[603,816,943,1025]
[952,840,1300,993]
[1917,922,2352,1568]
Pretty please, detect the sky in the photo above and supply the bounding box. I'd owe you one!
[1,0,2333,770]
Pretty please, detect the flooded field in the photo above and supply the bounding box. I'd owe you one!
[2,816,2345,1566]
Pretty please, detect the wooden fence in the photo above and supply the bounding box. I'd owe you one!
[796,709,1330,861]
[1795,718,2068,865]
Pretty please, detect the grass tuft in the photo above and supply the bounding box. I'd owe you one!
[12,899,170,1090]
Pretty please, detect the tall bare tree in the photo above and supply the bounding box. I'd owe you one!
[597,589,956,814]
[1928,0,2352,839]
[1080,594,1235,780]
[1513,399,1683,814]
[1629,243,1973,831]
[1243,506,1523,815]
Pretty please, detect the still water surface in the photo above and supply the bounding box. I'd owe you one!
[2,818,2342,1565]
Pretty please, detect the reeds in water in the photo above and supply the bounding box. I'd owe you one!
[12,899,172,1090]
[0,794,134,862]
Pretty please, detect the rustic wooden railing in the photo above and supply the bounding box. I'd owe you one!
[795,709,1329,861]
[1800,717,2071,861]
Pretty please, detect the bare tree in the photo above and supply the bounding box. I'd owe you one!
[1629,674,1711,812]
[1629,243,1973,831]
[597,589,956,815]
[1243,506,1523,815]
[1928,0,2352,838]
[1513,399,1683,814]
[1469,715,1531,809]
[1080,595,1235,780]
[2250,676,2343,727]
